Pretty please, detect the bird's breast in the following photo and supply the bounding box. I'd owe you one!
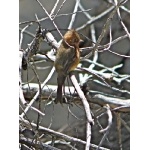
[69,48,80,71]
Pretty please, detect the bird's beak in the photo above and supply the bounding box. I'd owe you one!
[80,39,84,43]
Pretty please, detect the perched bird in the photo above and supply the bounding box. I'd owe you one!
[54,29,81,103]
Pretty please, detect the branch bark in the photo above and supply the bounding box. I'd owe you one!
[20,117,109,150]
[22,83,130,112]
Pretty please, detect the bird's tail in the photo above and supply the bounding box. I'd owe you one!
[55,74,66,104]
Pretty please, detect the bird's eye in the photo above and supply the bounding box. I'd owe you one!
[72,38,78,43]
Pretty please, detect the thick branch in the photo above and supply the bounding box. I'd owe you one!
[70,73,94,125]
[22,83,130,112]
[20,136,60,150]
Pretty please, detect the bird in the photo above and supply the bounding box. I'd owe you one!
[54,29,81,104]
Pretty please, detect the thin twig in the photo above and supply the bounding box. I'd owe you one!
[19,27,35,37]
[67,105,83,120]
[97,106,112,149]
[107,49,130,58]
[68,0,80,29]
[92,3,120,56]
[78,2,91,19]
[92,79,130,94]
[76,6,115,31]
[20,117,109,150]
[78,67,111,87]
[99,105,112,133]
[52,0,67,19]
[50,0,60,17]
[103,25,112,51]
[20,67,55,118]
[120,117,130,132]
[35,0,63,38]
[30,106,45,116]
[19,24,32,50]
[19,8,92,25]
[114,0,130,39]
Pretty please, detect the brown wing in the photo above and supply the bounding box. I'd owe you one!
[55,45,77,75]
[63,47,77,74]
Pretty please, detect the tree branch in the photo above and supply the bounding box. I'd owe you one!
[20,117,109,150]
[22,83,130,112]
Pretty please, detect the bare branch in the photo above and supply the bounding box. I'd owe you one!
[22,83,130,112]
[107,49,130,58]
[68,0,80,29]
[86,122,92,150]
[90,94,130,112]
[50,0,60,16]
[91,3,120,56]
[52,0,67,19]
[20,117,109,150]
[99,104,112,133]
[35,0,63,38]
[69,73,94,125]
[20,136,60,150]
[76,6,115,31]
[20,67,55,118]
[114,0,130,39]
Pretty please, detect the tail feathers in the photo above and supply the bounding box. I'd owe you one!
[56,85,63,103]
[55,75,66,104]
